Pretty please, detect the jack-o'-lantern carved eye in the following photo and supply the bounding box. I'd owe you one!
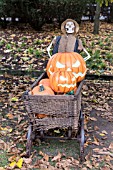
[59,75,76,82]
[60,76,68,81]
[56,61,65,68]
[72,60,80,68]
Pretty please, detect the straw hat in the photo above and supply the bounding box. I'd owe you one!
[61,19,79,35]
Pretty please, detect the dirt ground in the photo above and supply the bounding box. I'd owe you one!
[0,74,113,169]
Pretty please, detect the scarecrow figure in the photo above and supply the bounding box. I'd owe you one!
[47,19,91,61]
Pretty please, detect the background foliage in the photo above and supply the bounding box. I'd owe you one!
[0,0,96,29]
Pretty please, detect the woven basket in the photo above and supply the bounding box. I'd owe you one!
[23,72,84,131]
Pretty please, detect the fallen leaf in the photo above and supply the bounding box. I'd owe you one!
[72,159,79,165]
[0,139,9,150]
[0,168,5,170]
[16,158,23,168]
[18,115,23,124]
[39,151,49,161]
[6,113,14,119]
[82,91,89,96]
[94,126,99,131]
[99,133,106,136]
[22,57,30,61]
[83,85,89,91]
[89,117,97,121]
[92,136,100,145]
[0,127,13,135]
[4,49,12,53]
[9,161,16,168]
[51,152,62,162]
[84,160,92,169]
[109,143,113,152]
[99,151,113,157]
[81,168,87,170]
[92,154,100,158]
[54,129,60,133]
[101,136,108,140]
[10,34,16,38]
[101,130,108,135]
[93,148,100,152]
[23,157,32,164]
[8,155,17,162]
[11,97,18,102]
[85,151,92,161]
[100,166,111,170]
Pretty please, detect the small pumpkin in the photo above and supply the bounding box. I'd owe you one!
[50,71,77,93]
[32,84,54,95]
[39,78,51,87]
[35,113,48,119]
[46,52,87,82]
[28,91,32,95]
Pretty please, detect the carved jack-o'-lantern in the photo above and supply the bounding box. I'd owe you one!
[50,71,77,93]
[46,52,87,82]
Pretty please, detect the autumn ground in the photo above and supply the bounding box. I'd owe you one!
[0,21,113,170]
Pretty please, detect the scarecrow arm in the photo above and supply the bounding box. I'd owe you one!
[47,36,56,58]
[83,48,91,61]
[78,39,91,61]
[78,39,84,51]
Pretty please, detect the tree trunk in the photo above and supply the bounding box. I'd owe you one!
[110,3,113,22]
[93,2,101,34]
[0,16,7,29]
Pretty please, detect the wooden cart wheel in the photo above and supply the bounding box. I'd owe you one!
[26,124,33,157]
[79,110,85,161]
[68,127,72,139]
[80,127,85,161]
[40,130,44,139]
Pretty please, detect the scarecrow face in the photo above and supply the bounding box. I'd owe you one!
[65,21,75,34]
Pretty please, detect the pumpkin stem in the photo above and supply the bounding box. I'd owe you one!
[39,84,45,91]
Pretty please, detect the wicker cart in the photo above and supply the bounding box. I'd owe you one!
[23,72,85,160]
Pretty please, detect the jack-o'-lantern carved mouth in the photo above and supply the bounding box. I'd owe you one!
[57,75,76,88]
[58,83,76,88]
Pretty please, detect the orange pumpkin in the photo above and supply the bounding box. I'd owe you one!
[35,113,48,119]
[50,71,77,93]
[28,91,32,95]
[39,78,51,87]
[31,84,54,95]
[46,52,87,82]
